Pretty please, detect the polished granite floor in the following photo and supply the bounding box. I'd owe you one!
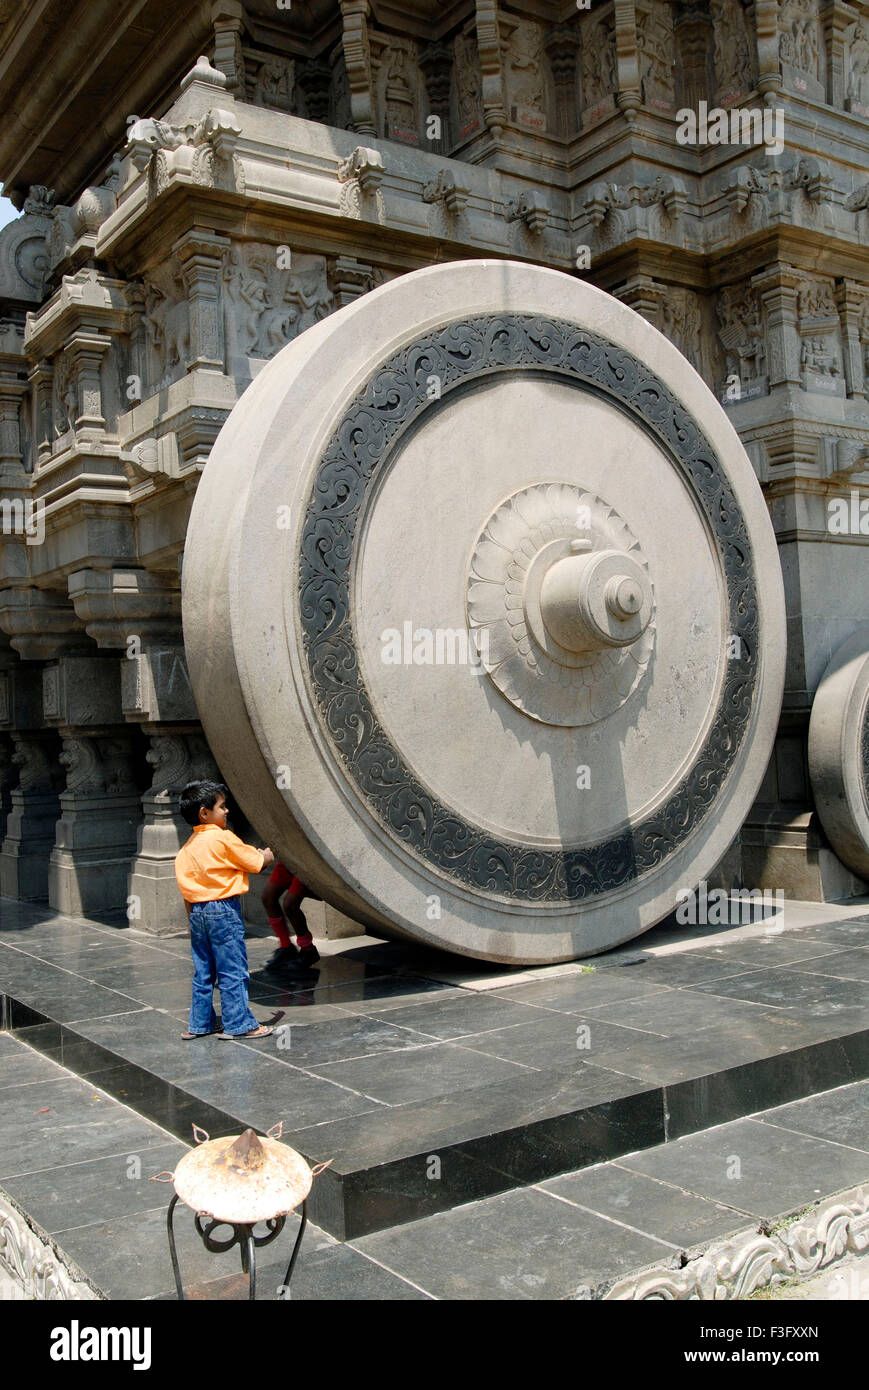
[1,1032,866,1300]
[1,898,868,1238]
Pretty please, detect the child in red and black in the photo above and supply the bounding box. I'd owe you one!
[262,861,322,973]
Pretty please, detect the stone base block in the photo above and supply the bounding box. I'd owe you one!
[742,814,867,902]
[127,857,189,936]
[0,794,61,900]
[48,849,137,916]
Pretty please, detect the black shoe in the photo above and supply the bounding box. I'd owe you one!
[294,945,320,969]
[265,945,299,972]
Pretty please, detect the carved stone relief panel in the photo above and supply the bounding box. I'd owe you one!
[223,244,333,364]
[330,45,353,129]
[658,287,705,377]
[248,54,296,112]
[454,27,484,142]
[845,16,869,116]
[778,0,824,98]
[711,0,755,102]
[637,0,677,111]
[502,16,548,134]
[797,277,844,396]
[716,284,770,398]
[375,37,423,145]
[141,259,191,392]
[580,12,617,119]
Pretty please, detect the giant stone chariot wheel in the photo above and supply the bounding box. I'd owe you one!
[182,262,786,964]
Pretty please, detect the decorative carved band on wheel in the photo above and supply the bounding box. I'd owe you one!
[808,625,869,882]
[183,262,786,962]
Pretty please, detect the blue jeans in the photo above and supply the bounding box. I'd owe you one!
[188,896,259,1035]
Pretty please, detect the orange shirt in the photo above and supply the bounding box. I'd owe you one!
[174,825,265,902]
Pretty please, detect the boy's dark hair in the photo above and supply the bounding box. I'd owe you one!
[179,780,228,827]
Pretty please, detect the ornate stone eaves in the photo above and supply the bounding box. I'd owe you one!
[422,170,470,217]
[48,185,117,275]
[0,1190,99,1301]
[23,268,130,361]
[67,568,181,650]
[604,1184,869,1300]
[0,190,53,304]
[504,189,549,233]
[0,587,86,663]
[337,145,385,193]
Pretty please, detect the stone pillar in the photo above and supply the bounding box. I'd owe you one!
[0,663,63,901]
[27,361,53,466]
[0,320,27,481]
[476,0,507,140]
[173,230,230,374]
[675,5,713,110]
[68,331,110,440]
[754,264,802,390]
[835,279,867,400]
[545,25,580,139]
[340,0,376,135]
[42,655,142,914]
[754,0,784,100]
[329,255,375,308]
[613,0,642,120]
[211,0,245,95]
[297,61,332,121]
[120,640,211,935]
[130,730,217,936]
[612,274,663,326]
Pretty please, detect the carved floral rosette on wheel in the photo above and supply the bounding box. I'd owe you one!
[182,261,786,963]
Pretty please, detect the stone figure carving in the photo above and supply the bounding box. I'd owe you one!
[454,31,483,131]
[58,737,102,794]
[582,18,616,108]
[380,42,420,141]
[637,1,676,107]
[251,57,295,112]
[779,0,820,78]
[22,186,55,216]
[798,278,837,319]
[11,737,59,792]
[717,285,768,381]
[142,263,191,388]
[711,0,754,95]
[503,18,546,113]
[223,245,333,361]
[845,21,869,108]
[124,115,188,172]
[52,353,77,438]
[800,338,839,375]
[422,170,469,216]
[659,288,704,374]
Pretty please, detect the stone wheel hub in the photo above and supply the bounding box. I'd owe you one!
[182,261,786,963]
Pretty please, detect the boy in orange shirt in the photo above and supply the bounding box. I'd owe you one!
[174,780,275,1041]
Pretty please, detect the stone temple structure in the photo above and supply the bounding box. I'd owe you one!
[1,0,868,952]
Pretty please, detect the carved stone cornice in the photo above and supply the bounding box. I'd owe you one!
[22,269,130,362]
[0,589,87,663]
[67,568,181,650]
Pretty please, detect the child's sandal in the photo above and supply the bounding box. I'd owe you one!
[216,1025,273,1040]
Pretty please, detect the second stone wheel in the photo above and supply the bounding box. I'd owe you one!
[182,261,786,963]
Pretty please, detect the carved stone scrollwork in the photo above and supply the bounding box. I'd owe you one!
[605,1184,869,1300]
[0,1192,98,1301]
[191,108,244,192]
[337,145,384,193]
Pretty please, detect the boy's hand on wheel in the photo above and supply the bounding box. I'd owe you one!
[261,847,275,868]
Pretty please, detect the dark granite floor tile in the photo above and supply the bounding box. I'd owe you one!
[295,975,460,1014]
[669,935,860,969]
[150,1239,430,1301]
[353,1186,675,1299]
[309,1041,534,1105]
[7,979,151,1025]
[618,1116,869,1219]
[171,1048,386,1131]
[785,921,869,947]
[361,992,552,1041]
[251,955,396,992]
[2,1140,189,1233]
[70,1010,218,1079]
[587,987,789,1036]
[0,1077,177,1178]
[0,1047,69,1089]
[456,1011,662,1071]
[539,1163,747,1249]
[495,972,671,1013]
[755,1081,869,1152]
[79,958,196,990]
[688,968,869,1016]
[782,947,869,984]
[597,954,762,987]
[234,1013,448,1068]
[286,1061,661,1171]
